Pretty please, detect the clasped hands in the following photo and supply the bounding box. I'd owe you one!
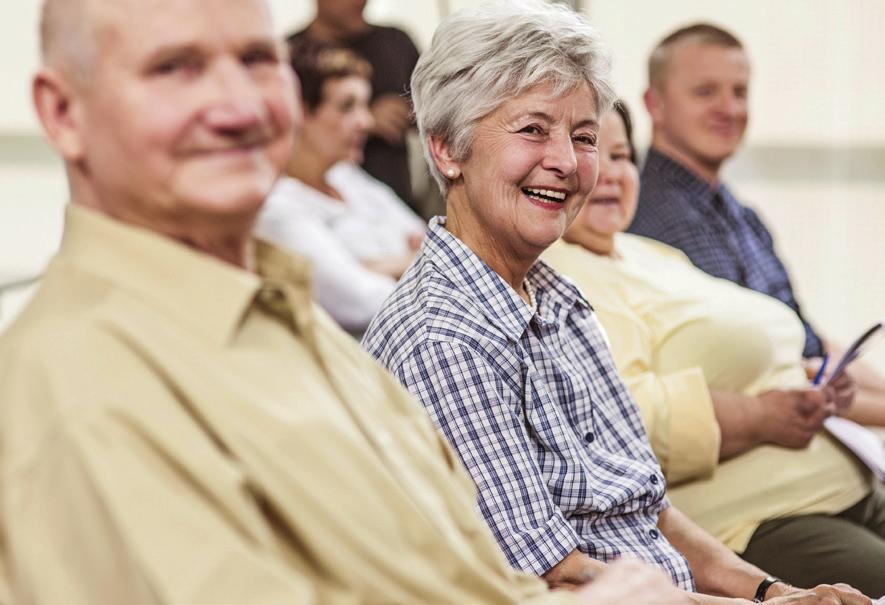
[753,365,856,449]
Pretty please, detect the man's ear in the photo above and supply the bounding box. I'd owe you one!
[32,68,86,161]
[643,86,663,125]
[427,134,462,180]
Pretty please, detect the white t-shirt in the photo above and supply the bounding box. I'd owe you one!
[256,162,425,332]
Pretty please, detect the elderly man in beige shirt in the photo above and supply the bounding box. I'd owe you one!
[0,0,693,604]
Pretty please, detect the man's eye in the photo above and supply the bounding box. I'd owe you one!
[242,50,277,66]
[151,57,199,76]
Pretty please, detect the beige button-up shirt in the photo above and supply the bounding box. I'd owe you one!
[0,205,578,605]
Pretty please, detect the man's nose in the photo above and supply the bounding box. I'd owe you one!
[717,92,746,118]
[203,58,267,131]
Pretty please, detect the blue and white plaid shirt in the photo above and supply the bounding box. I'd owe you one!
[363,218,694,589]
[630,148,824,358]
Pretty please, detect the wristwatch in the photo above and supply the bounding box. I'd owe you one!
[753,576,782,602]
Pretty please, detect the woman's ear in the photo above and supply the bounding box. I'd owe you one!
[427,134,461,180]
[32,67,87,161]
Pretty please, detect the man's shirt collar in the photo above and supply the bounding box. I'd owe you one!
[644,148,742,219]
[57,204,313,346]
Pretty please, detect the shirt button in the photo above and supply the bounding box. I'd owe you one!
[648,528,660,540]
[584,432,595,443]
[650,474,659,485]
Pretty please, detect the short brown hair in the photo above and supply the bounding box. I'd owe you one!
[287,37,372,112]
[648,23,743,89]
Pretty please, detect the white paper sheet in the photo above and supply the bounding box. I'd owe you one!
[824,416,885,481]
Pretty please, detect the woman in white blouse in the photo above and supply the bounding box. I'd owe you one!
[256,38,424,333]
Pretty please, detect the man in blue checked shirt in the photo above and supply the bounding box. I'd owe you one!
[629,23,824,360]
[631,22,885,427]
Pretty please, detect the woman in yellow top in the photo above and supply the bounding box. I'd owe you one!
[543,102,885,596]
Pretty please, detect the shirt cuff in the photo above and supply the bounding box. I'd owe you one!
[661,367,721,485]
[500,513,581,576]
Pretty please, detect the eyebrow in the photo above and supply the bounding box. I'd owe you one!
[519,111,599,130]
[142,37,279,66]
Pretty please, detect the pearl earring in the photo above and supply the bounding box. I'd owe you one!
[446,168,456,178]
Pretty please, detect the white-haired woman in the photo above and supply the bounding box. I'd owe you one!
[363,2,872,604]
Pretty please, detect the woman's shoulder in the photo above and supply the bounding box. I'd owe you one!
[329,163,421,220]
[262,176,342,219]
[617,232,694,265]
[364,252,512,366]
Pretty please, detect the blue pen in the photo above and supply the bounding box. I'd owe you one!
[812,353,830,386]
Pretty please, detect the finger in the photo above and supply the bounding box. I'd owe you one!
[831,584,871,604]
[797,390,829,415]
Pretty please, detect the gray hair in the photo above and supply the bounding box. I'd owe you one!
[411,0,615,195]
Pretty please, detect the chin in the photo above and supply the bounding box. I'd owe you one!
[185,183,270,217]
[522,221,568,252]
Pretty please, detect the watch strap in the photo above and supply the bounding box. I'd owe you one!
[753,576,781,602]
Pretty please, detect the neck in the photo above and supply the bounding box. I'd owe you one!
[445,196,537,305]
[564,228,616,257]
[181,231,256,271]
[307,18,368,42]
[71,190,257,271]
[287,143,338,197]
[650,136,722,186]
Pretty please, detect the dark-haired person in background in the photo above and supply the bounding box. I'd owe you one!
[256,38,423,334]
[289,0,420,211]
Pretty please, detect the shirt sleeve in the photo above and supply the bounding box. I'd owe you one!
[593,303,721,486]
[396,340,581,576]
[257,210,396,331]
[5,411,346,605]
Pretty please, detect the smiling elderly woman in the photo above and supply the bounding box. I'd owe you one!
[359,2,875,603]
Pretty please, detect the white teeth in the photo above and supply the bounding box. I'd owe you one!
[525,187,567,201]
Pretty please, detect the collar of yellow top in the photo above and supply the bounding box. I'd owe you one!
[57,204,314,346]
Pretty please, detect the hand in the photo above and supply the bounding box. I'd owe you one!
[754,388,835,449]
[803,358,857,414]
[369,94,412,145]
[827,371,857,415]
[574,558,692,605]
[766,581,871,605]
[407,231,424,252]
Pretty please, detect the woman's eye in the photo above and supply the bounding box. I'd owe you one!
[519,125,544,135]
[573,134,597,146]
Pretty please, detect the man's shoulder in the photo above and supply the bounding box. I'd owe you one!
[0,261,144,386]
[0,266,154,465]
[631,177,706,236]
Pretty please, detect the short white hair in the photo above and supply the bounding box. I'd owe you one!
[411,0,615,195]
[40,0,100,83]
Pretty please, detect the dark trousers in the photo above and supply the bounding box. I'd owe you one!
[740,484,885,598]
